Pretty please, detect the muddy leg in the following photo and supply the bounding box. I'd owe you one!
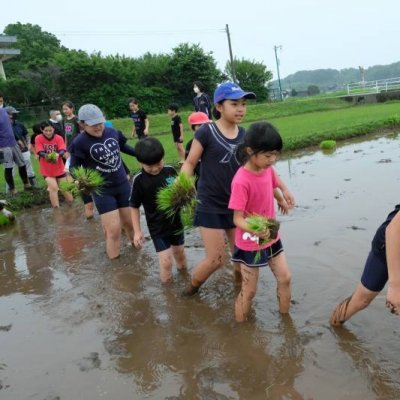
[100,209,122,259]
[235,264,259,322]
[45,177,60,208]
[172,244,187,272]
[269,252,292,314]
[158,249,174,283]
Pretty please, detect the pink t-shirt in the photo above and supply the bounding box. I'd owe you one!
[228,166,279,251]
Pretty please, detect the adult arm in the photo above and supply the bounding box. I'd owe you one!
[118,130,136,157]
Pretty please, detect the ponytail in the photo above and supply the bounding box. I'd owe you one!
[235,142,249,165]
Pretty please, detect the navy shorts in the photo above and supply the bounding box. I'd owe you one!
[152,233,184,252]
[360,248,388,292]
[194,210,235,229]
[232,239,284,268]
[92,181,131,215]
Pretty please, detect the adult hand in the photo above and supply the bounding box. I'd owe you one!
[386,283,400,315]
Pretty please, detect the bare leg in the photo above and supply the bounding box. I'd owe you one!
[235,264,259,322]
[226,228,242,284]
[268,252,292,314]
[57,177,74,204]
[45,177,60,208]
[330,283,379,326]
[84,202,95,219]
[158,248,174,283]
[119,207,135,245]
[100,209,122,259]
[171,244,187,271]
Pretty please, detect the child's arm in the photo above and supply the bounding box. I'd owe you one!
[274,188,290,215]
[233,210,270,241]
[181,139,203,176]
[179,122,184,142]
[275,174,295,209]
[131,207,144,249]
[385,211,400,313]
[144,117,149,135]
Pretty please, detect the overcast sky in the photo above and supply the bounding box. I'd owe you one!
[1,0,398,80]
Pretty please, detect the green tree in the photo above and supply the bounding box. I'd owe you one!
[167,43,221,105]
[225,58,272,101]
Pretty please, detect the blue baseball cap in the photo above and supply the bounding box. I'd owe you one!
[213,82,256,103]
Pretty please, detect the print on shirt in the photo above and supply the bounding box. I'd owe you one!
[209,124,239,164]
[242,231,260,244]
[43,143,58,153]
[90,138,121,171]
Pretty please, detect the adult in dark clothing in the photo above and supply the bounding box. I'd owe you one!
[0,108,31,194]
[69,104,137,259]
[193,81,212,120]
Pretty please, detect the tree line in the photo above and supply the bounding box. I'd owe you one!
[0,23,273,120]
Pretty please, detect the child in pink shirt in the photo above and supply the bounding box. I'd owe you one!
[228,121,295,322]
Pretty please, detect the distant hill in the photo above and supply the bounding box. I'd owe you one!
[274,61,400,92]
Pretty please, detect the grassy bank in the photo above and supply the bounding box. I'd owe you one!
[1,98,400,197]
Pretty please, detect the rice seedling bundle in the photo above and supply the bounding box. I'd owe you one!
[46,152,59,163]
[59,167,105,196]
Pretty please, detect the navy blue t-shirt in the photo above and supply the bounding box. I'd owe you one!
[194,123,245,214]
[129,165,183,237]
[371,204,400,253]
[69,127,135,188]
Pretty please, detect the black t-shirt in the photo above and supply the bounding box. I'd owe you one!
[170,115,182,140]
[193,93,212,119]
[131,109,147,138]
[194,123,245,214]
[129,165,183,237]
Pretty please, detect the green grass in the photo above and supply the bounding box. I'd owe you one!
[2,98,400,195]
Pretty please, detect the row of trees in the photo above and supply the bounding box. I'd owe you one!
[0,23,273,119]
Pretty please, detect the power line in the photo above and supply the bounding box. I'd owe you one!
[54,29,225,37]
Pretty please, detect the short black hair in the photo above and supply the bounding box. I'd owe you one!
[61,100,75,110]
[135,137,165,165]
[128,97,139,105]
[168,103,179,112]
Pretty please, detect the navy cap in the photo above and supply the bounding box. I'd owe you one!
[213,82,256,103]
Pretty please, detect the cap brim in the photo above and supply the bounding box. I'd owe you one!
[218,90,256,102]
[85,116,106,126]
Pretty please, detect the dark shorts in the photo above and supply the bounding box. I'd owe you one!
[44,173,67,179]
[81,192,93,205]
[232,239,284,268]
[92,181,131,215]
[152,233,184,252]
[172,132,183,144]
[194,210,235,229]
[360,248,388,292]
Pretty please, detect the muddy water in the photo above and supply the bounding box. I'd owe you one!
[1,133,400,400]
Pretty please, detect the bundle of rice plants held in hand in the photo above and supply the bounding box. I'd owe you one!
[246,214,280,262]
[59,166,105,196]
[156,172,198,229]
[46,151,59,163]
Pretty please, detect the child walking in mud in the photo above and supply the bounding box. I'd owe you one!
[330,204,400,325]
[228,122,294,321]
[129,137,187,283]
[180,82,256,296]
[35,121,74,208]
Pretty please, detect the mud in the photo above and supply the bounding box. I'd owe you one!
[1,132,400,399]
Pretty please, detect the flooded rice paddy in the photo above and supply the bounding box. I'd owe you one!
[1,132,400,400]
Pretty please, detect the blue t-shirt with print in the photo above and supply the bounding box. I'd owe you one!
[195,122,245,214]
[69,127,135,188]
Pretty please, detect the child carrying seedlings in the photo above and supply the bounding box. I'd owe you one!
[228,121,295,322]
[330,205,400,326]
[181,82,257,296]
[129,137,187,283]
[35,121,74,208]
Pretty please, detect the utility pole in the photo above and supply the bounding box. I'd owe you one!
[274,45,283,101]
[225,24,236,83]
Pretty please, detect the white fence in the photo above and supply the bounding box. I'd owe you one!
[347,77,400,95]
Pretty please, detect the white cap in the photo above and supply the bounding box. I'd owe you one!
[78,104,106,126]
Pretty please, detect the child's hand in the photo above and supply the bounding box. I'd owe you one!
[282,189,295,209]
[254,229,271,242]
[386,284,400,315]
[277,199,290,215]
[133,232,144,249]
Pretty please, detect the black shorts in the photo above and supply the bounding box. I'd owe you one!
[231,240,284,268]
[194,210,235,229]
[152,233,184,252]
[172,132,183,143]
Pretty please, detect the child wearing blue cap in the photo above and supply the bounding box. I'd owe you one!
[181,82,256,295]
